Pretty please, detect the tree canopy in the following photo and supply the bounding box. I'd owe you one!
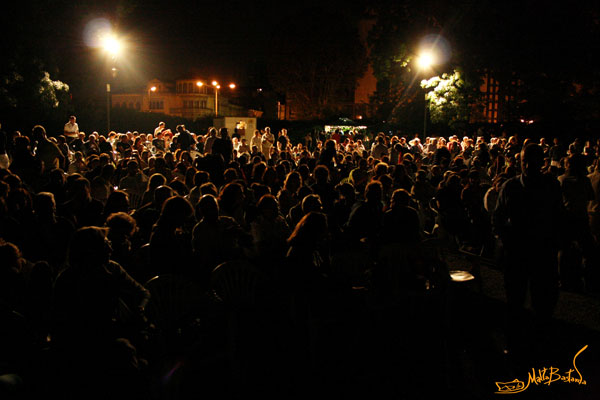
[366,0,600,130]
[267,8,368,120]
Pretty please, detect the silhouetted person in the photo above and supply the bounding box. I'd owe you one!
[493,143,565,358]
[192,194,249,286]
[51,226,150,398]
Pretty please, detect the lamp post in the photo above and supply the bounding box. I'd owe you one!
[416,50,435,137]
[197,80,236,117]
[101,34,122,134]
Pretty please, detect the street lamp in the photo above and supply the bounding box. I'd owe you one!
[197,80,236,116]
[416,50,437,137]
[101,34,123,134]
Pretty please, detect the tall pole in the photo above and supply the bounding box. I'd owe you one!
[107,83,111,134]
[214,87,219,116]
[423,92,427,137]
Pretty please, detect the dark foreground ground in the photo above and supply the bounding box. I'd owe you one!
[6,249,600,400]
[143,252,600,400]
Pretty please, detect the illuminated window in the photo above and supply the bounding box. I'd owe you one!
[150,100,164,110]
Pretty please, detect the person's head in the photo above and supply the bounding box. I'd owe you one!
[199,182,218,197]
[68,226,111,268]
[127,160,139,176]
[106,211,137,239]
[34,192,57,219]
[390,188,411,208]
[154,185,174,209]
[257,194,280,219]
[374,162,388,177]
[301,194,323,215]
[147,173,167,192]
[283,171,302,193]
[104,190,130,214]
[0,239,24,274]
[520,143,544,177]
[313,165,330,184]
[287,211,328,248]
[223,168,239,183]
[219,182,245,210]
[365,180,383,204]
[158,196,194,228]
[32,125,47,141]
[197,194,219,222]
[565,153,587,176]
[70,177,92,201]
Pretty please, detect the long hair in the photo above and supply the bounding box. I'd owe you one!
[287,211,327,248]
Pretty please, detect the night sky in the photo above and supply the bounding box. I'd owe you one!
[2,0,361,93]
[2,1,599,102]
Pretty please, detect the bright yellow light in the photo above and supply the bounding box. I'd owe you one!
[196,81,203,87]
[150,86,157,92]
[417,51,435,70]
[101,35,122,57]
[229,83,236,89]
[212,81,218,87]
[216,85,221,89]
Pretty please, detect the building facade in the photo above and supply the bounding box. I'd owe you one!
[111,78,247,120]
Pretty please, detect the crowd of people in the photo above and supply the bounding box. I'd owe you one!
[0,117,599,398]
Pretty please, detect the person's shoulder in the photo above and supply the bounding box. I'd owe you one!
[499,175,521,191]
[219,215,239,227]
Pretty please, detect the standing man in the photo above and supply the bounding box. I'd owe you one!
[33,125,65,174]
[250,130,262,154]
[175,124,193,152]
[261,127,274,161]
[277,128,289,152]
[154,122,166,136]
[63,116,79,143]
[493,143,565,357]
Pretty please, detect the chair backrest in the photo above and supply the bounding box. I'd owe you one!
[211,260,262,309]
[143,274,204,332]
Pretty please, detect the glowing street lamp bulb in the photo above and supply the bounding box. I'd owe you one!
[229,83,236,89]
[216,85,221,89]
[150,86,157,92]
[102,35,122,56]
[417,51,435,69]
[212,81,218,87]
[196,81,203,87]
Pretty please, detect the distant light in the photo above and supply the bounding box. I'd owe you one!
[212,81,218,87]
[257,88,263,92]
[150,86,157,92]
[196,81,203,87]
[357,115,363,120]
[417,51,435,70]
[216,85,221,89]
[101,35,122,57]
[229,83,236,89]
